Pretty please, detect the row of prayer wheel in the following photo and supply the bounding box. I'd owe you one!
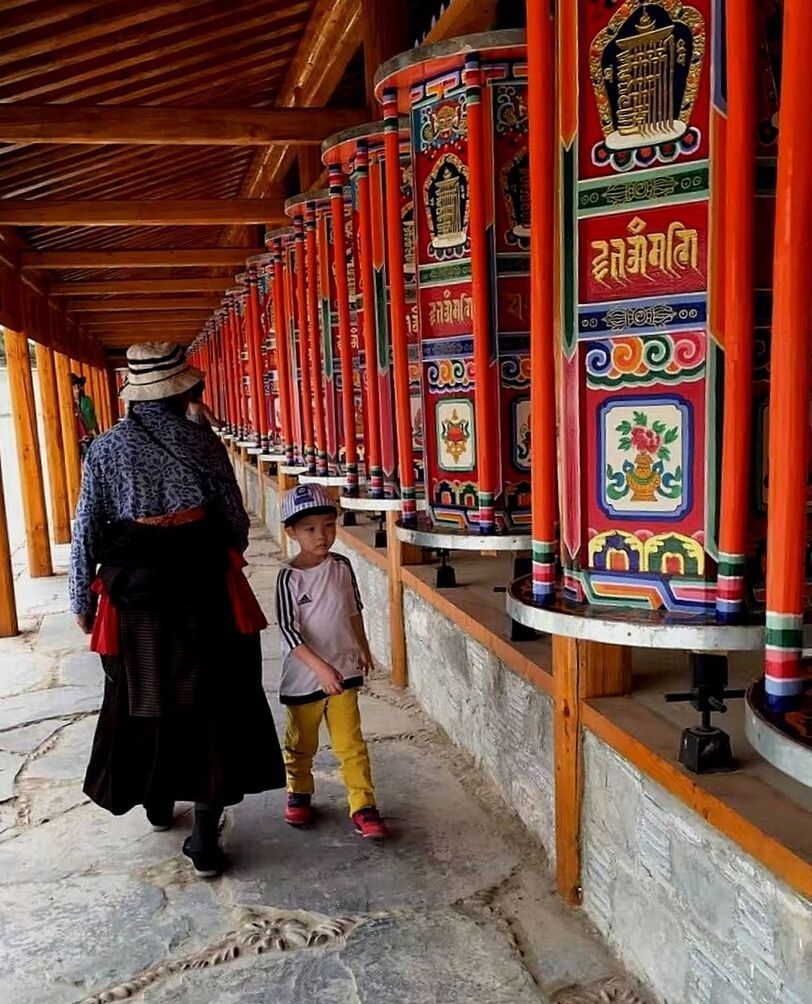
[189,13,811,715]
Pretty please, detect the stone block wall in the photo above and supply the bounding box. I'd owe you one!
[244,463,261,517]
[403,588,556,860]
[581,731,812,1004]
[263,477,281,547]
[332,539,391,670]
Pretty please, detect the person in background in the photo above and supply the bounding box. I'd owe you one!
[187,379,221,431]
[275,483,388,840]
[71,373,99,457]
[69,341,285,879]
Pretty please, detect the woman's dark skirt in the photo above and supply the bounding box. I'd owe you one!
[83,525,285,815]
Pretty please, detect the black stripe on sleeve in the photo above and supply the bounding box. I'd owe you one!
[333,553,364,612]
[276,569,305,649]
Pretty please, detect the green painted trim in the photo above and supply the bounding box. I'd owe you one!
[578,162,709,217]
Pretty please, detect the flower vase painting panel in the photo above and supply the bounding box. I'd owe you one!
[600,398,690,518]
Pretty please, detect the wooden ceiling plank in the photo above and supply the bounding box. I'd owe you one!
[0,2,309,101]
[71,297,222,310]
[51,277,233,294]
[17,148,255,202]
[102,48,294,107]
[0,106,365,146]
[0,0,216,70]
[1,2,99,39]
[0,200,286,226]
[22,248,262,268]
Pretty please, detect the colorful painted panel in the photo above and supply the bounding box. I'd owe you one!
[563,0,718,611]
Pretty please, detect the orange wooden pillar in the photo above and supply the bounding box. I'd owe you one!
[0,447,18,637]
[380,92,416,521]
[764,0,812,709]
[34,343,71,545]
[269,237,296,465]
[245,264,268,450]
[716,3,757,621]
[328,165,360,492]
[462,55,499,534]
[291,213,316,474]
[54,350,81,512]
[304,202,328,475]
[355,141,384,497]
[5,328,52,578]
[528,0,558,604]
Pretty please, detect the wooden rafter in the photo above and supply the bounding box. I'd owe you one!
[51,278,234,294]
[68,296,222,311]
[0,105,367,146]
[0,200,285,226]
[21,248,263,268]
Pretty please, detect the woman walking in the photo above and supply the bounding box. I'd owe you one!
[69,342,285,878]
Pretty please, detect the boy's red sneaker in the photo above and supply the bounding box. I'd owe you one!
[285,793,314,827]
[352,806,388,840]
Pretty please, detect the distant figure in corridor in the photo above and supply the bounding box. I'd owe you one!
[69,342,285,879]
[186,379,221,431]
[71,373,98,458]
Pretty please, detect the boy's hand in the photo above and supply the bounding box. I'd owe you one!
[359,649,374,677]
[315,661,344,696]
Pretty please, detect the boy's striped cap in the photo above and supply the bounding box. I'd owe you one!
[281,483,338,525]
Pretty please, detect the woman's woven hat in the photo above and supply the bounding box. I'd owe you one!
[120,341,203,402]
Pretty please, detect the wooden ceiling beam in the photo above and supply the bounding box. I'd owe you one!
[51,278,233,294]
[225,0,363,244]
[0,200,285,226]
[0,0,215,67]
[68,297,222,312]
[1,3,309,102]
[0,106,367,146]
[22,249,261,268]
[423,0,498,44]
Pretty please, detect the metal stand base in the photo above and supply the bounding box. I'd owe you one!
[436,550,457,589]
[679,727,735,774]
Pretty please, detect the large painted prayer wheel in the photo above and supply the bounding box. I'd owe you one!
[246,251,282,456]
[376,31,531,535]
[265,226,307,469]
[552,1,749,614]
[322,120,423,502]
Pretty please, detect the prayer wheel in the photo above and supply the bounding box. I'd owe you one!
[375,31,532,537]
[246,251,282,458]
[322,120,423,505]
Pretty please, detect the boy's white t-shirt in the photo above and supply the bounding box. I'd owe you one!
[275,552,365,704]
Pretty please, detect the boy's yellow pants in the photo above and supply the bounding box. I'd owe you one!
[283,688,375,815]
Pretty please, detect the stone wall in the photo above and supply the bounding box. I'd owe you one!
[332,539,391,670]
[244,463,261,518]
[263,476,281,547]
[581,731,812,1004]
[403,587,556,860]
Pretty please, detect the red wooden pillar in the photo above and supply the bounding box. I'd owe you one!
[355,140,384,497]
[305,202,328,475]
[716,1,757,621]
[528,0,557,602]
[381,91,416,521]
[270,238,296,464]
[328,165,360,492]
[764,0,812,709]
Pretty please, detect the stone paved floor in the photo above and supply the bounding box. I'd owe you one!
[0,523,651,1004]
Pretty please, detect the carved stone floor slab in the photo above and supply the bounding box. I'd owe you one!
[0,520,652,1004]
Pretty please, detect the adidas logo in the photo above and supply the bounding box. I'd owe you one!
[299,593,312,605]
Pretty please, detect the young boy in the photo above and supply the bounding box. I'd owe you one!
[275,484,388,839]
